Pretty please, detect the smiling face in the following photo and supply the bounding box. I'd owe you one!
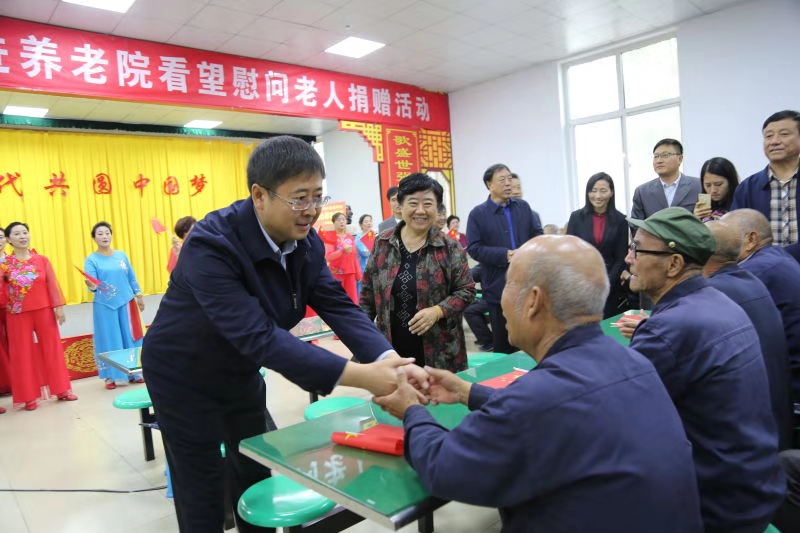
[400,189,438,233]
[763,118,800,166]
[588,178,613,213]
[93,225,112,248]
[252,172,324,246]
[702,172,729,203]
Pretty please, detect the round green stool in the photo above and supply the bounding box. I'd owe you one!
[237,476,335,528]
[468,352,507,368]
[112,388,157,461]
[303,396,367,421]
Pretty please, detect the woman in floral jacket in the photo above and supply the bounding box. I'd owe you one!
[360,173,475,372]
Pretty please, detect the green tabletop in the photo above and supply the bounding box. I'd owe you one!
[239,351,536,530]
[97,347,142,375]
[599,311,649,346]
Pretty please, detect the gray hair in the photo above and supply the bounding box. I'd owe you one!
[705,221,742,262]
[721,209,772,242]
[520,248,608,327]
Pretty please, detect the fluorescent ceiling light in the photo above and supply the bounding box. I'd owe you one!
[325,37,385,59]
[62,0,136,14]
[184,120,222,129]
[3,105,49,118]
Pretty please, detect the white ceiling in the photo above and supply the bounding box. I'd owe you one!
[0,0,749,136]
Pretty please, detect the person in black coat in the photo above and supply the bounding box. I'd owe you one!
[567,172,630,318]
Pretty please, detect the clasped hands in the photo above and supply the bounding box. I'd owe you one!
[343,355,471,419]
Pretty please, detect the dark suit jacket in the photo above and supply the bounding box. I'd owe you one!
[630,173,701,220]
[378,217,398,233]
[566,207,629,318]
[143,198,393,412]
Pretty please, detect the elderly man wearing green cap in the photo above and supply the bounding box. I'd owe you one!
[618,207,784,533]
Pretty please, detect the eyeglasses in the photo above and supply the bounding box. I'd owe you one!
[266,188,331,211]
[652,152,680,161]
[627,243,675,259]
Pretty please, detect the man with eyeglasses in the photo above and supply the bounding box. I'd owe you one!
[467,163,543,353]
[731,110,800,262]
[142,136,429,533]
[618,207,784,533]
[630,138,701,223]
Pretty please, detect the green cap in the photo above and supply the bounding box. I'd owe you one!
[627,207,716,265]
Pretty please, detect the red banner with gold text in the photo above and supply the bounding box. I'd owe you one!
[0,17,450,131]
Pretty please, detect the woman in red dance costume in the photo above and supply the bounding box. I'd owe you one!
[324,212,361,304]
[0,228,9,413]
[2,222,77,411]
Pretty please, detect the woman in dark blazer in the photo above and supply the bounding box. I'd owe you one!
[567,172,630,318]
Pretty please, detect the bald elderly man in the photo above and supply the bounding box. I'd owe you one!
[704,220,792,450]
[721,208,800,400]
[619,207,783,533]
[375,235,702,533]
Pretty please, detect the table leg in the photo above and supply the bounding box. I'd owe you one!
[418,512,434,533]
[139,407,156,461]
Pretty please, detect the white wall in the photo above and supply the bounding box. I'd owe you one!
[319,129,382,225]
[449,62,569,227]
[449,0,798,228]
[679,0,800,179]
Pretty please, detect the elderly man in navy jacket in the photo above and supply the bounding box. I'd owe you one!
[619,207,784,533]
[704,220,792,450]
[142,136,425,533]
[375,235,703,533]
[722,208,800,402]
[466,163,542,353]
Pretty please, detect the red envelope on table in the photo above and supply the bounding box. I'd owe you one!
[331,424,405,456]
[478,369,527,389]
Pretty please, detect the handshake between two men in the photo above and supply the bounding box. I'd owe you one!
[340,354,468,420]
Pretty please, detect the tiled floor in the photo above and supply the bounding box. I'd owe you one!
[0,336,502,533]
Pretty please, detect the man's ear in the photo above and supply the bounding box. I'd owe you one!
[527,286,544,319]
[664,253,686,278]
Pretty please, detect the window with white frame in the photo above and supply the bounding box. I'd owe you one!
[564,37,681,215]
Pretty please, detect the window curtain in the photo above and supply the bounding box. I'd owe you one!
[0,129,256,303]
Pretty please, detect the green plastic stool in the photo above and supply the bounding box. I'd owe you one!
[237,475,335,528]
[112,388,156,462]
[467,352,507,368]
[303,396,367,421]
[764,525,781,533]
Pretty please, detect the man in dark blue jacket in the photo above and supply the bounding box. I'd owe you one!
[375,235,703,533]
[731,110,800,262]
[620,207,783,533]
[704,220,792,450]
[142,136,424,533]
[722,208,800,402]
[466,163,542,353]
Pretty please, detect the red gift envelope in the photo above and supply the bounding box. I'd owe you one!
[478,369,527,389]
[331,424,405,456]
[621,314,645,322]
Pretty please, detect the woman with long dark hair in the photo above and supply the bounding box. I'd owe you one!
[694,157,740,222]
[566,173,630,318]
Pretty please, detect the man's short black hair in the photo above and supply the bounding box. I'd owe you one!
[246,136,325,190]
[386,186,399,201]
[762,110,800,133]
[653,138,683,155]
[483,164,510,186]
